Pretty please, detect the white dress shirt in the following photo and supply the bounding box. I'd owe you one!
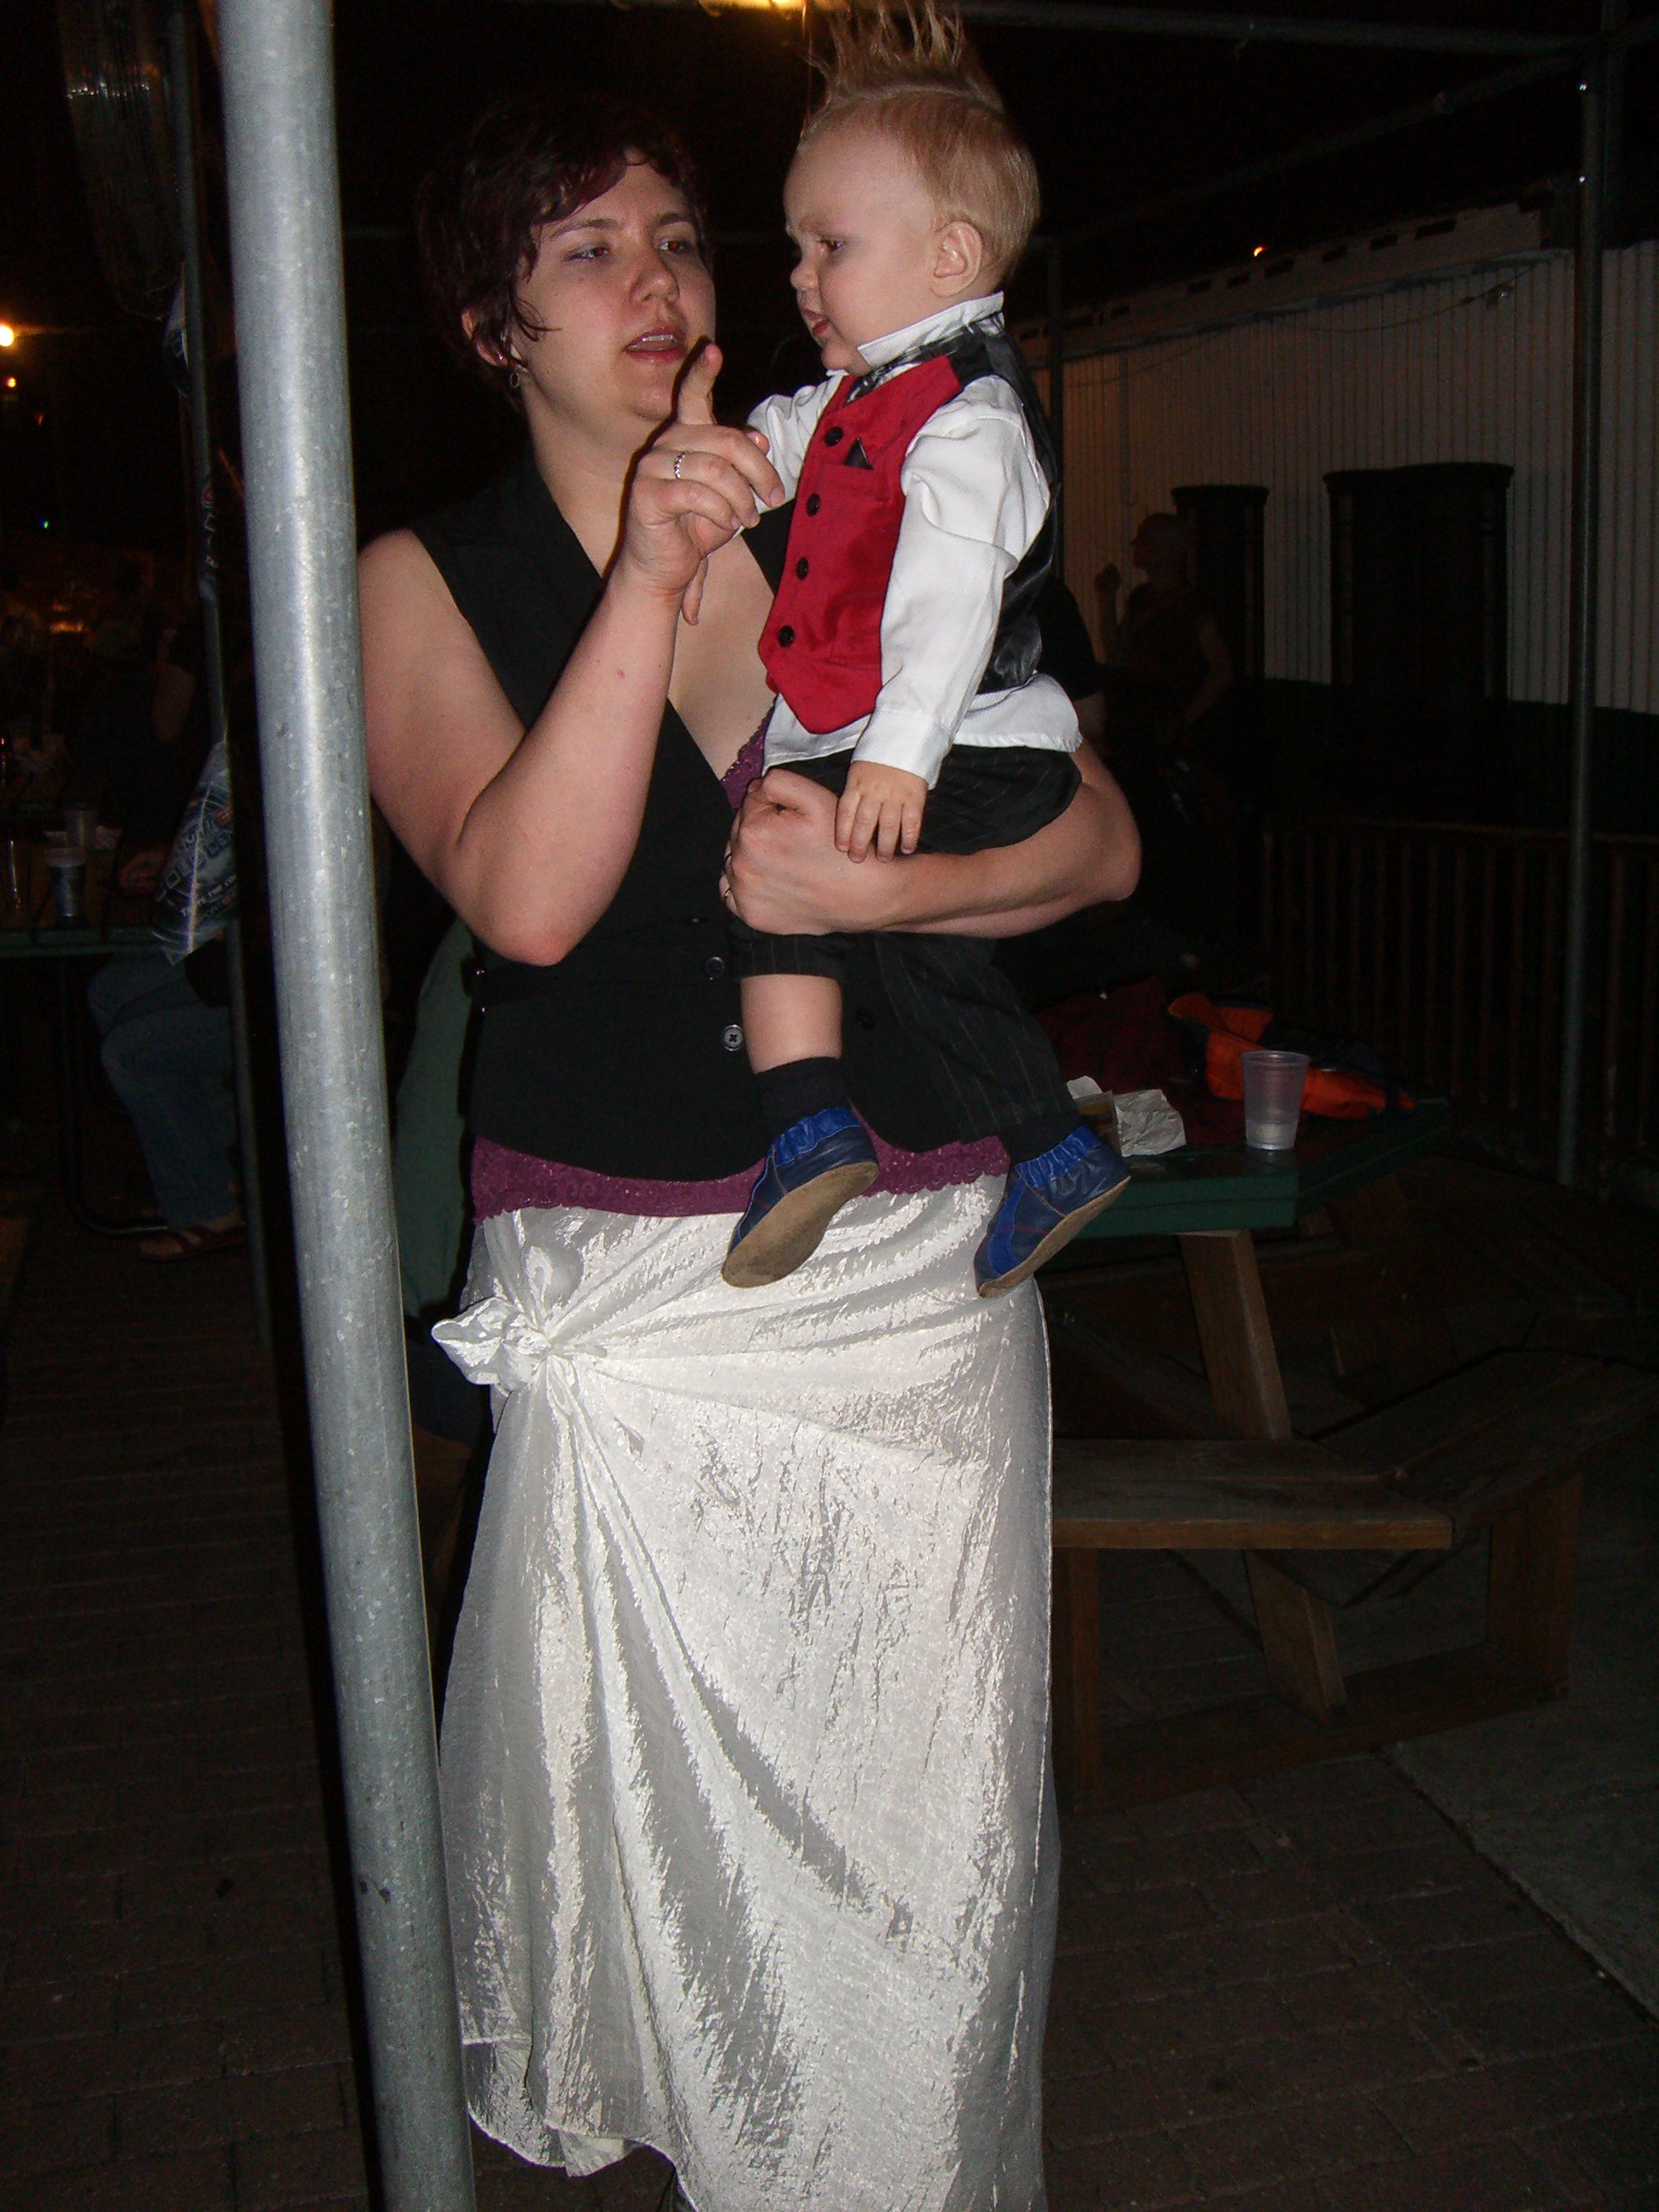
[747,295,1081,790]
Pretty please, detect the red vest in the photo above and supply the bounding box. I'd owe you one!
[759,354,964,735]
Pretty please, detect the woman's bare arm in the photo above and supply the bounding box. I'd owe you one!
[723,741,1140,942]
[361,346,781,964]
[363,539,680,963]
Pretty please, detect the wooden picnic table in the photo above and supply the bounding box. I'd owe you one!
[1042,1102,1659,1808]
[1065,1100,1453,1438]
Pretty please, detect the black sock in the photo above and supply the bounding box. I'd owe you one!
[1004,1112,1086,1165]
[755,1057,853,1141]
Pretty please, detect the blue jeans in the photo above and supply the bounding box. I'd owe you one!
[87,950,237,1230]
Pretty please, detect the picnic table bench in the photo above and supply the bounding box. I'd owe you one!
[1042,1105,1659,1809]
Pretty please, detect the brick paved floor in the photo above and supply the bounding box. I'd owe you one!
[2,1201,1656,2209]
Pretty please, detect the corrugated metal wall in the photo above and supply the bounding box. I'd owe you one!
[1049,243,1657,714]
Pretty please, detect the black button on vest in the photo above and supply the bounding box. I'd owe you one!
[805,493,821,515]
[795,557,810,580]
[704,953,727,981]
[778,625,795,646]
[823,427,844,448]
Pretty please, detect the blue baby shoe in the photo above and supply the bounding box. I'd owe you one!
[974,1126,1132,1297]
[722,1108,879,1288]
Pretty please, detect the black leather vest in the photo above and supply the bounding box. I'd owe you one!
[412,450,961,1177]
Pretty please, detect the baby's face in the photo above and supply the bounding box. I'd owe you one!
[784,124,953,375]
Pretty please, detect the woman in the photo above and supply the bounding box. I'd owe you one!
[1096,516,1236,938]
[362,93,1138,2212]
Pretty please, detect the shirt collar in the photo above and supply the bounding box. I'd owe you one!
[856,293,1005,372]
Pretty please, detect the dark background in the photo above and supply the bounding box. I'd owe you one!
[2,0,1653,558]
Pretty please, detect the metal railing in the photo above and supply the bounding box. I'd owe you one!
[1261,816,1659,1175]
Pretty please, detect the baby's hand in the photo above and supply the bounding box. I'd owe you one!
[836,760,928,862]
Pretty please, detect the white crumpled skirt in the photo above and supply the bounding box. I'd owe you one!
[435,1180,1056,2212]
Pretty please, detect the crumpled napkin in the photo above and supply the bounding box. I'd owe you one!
[1067,1076,1186,1157]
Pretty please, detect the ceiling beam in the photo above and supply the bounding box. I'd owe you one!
[490,0,1576,59]
[1059,47,1572,249]
[1057,7,1656,248]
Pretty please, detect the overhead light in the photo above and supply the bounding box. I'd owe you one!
[0,324,16,347]
[3,376,16,391]
[1251,245,1268,258]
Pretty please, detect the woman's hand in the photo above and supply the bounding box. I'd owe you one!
[723,747,1140,940]
[722,771,867,936]
[621,342,785,624]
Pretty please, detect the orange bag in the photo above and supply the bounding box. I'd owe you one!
[1168,994,1409,1120]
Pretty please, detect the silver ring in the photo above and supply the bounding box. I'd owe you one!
[673,450,686,480]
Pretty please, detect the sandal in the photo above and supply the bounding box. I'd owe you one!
[137,1221,246,1262]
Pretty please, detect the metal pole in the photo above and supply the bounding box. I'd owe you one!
[1556,54,1606,1187]
[165,0,272,1348]
[1047,239,1065,582]
[216,3,475,2203]
[1604,0,1628,228]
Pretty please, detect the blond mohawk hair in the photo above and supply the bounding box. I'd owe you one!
[802,0,1040,279]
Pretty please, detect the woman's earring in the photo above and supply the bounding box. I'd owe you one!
[508,367,523,391]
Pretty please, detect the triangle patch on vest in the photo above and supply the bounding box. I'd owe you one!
[843,437,874,470]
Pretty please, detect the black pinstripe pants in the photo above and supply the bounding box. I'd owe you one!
[730,744,1082,1144]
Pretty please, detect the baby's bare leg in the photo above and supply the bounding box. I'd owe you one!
[723,970,874,1290]
[741,972,843,1074]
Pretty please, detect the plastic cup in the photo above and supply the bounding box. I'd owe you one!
[63,804,99,850]
[46,851,87,922]
[1241,1048,1310,1151]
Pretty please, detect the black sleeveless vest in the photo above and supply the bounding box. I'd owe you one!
[412,448,960,1178]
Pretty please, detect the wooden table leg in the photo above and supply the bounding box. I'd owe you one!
[1179,1230,1293,1442]
[1486,1470,1582,1690]
[1245,1554,1347,1719]
[1052,1547,1103,1809]
[1180,1230,1348,1719]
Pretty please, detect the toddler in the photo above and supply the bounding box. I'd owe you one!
[724,0,1129,1295]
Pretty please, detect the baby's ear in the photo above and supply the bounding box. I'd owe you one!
[933,219,988,297]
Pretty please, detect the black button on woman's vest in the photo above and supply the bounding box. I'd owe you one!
[854,1005,878,1032]
[823,427,844,447]
[721,1022,745,1053]
[704,953,727,981]
[777,625,795,646]
[795,557,810,580]
[805,493,821,515]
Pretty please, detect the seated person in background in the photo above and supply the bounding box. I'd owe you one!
[73,590,212,858]
[87,742,242,1261]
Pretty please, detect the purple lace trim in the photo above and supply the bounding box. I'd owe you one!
[472,712,1005,1220]
[473,1129,1005,1222]
[721,721,769,806]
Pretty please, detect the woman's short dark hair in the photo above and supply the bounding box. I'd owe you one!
[417,90,708,404]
